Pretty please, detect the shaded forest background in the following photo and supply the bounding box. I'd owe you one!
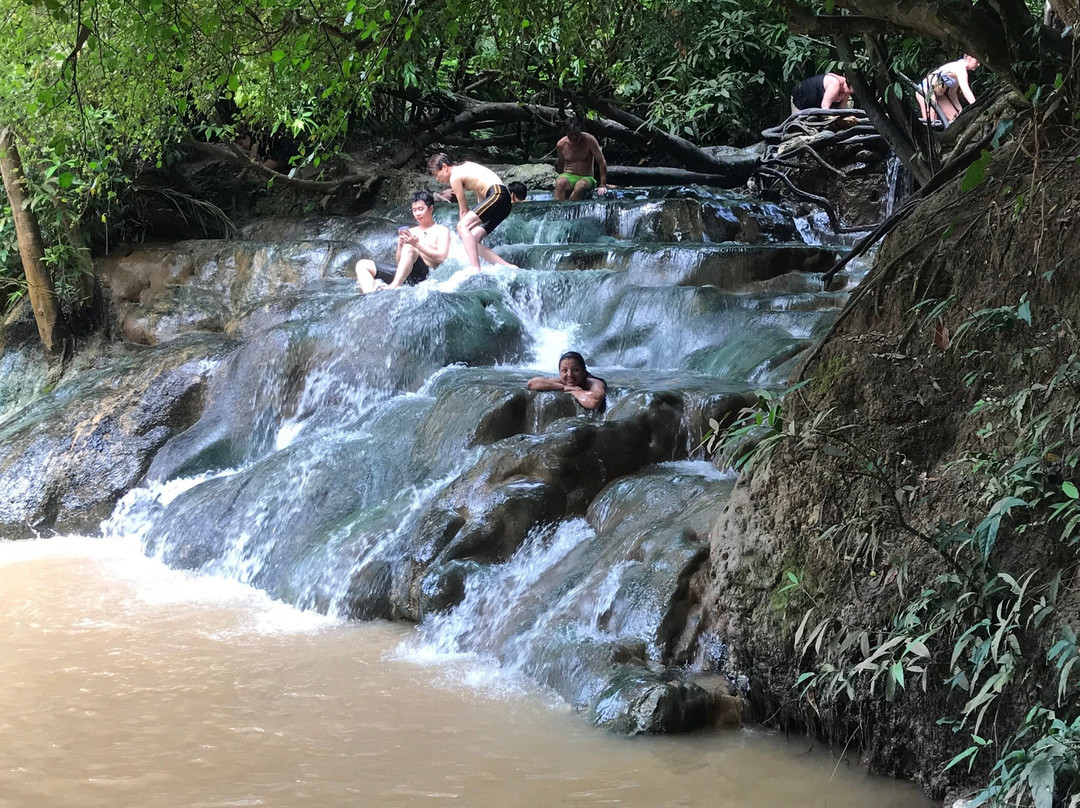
[1,0,1009,339]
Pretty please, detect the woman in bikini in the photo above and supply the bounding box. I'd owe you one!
[917,55,979,125]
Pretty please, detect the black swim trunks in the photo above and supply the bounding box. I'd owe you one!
[374,254,430,285]
[791,74,826,110]
[473,184,512,234]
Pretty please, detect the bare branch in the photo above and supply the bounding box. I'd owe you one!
[186,140,377,193]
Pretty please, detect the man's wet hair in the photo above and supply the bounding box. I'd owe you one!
[411,190,435,207]
[508,181,528,201]
[427,152,453,172]
[564,117,584,136]
[559,351,587,370]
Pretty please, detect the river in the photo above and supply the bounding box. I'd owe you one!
[0,534,928,807]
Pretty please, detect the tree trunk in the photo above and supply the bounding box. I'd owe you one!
[389,96,647,168]
[607,164,755,188]
[834,36,932,186]
[1046,0,1079,29]
[0,128,63,355]
[589,100,742,174]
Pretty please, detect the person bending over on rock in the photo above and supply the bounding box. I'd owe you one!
[356,190,450,293]
[555,118,609,201]
[917,55,979,124]
[790,72,854,113]
[508,181,528,204]
[527,351,607,411]
[427,153,517,274]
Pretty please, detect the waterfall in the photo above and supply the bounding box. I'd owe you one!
[1,182,871,731]
[884,154,906,218]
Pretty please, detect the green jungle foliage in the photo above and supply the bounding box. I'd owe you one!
[714,282,1080,806]
[0,0,834,305]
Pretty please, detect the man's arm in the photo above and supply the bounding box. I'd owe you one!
[554,139,566,174]
[820,75,841,109]
[451,174,469,219]
[586,134,608,190]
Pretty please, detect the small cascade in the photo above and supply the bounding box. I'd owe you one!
[0,180,877,731]
[884,153,907,218]
[412,463,735,726]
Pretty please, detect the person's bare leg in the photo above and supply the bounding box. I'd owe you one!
[388,244,419,287]
[939,96,960,123]
[457,213,483,271]
[554,176,572,201]
[569,178,593,200]
[947,88,962,121]
[476,240,517,268]
[924,88,947,122]
[916,91,930,120]
[355,259,379,293]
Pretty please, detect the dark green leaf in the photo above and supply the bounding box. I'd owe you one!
[962,150,993,193]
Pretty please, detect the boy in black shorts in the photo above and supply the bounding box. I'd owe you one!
[427,153,517,274]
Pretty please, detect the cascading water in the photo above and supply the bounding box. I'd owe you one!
[2,183,874,732]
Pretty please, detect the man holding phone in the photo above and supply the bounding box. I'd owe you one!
[356,190,451,292]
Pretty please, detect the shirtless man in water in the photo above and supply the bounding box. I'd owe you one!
[555,118,608,201]
[427,153,517,274]
[355,190,450,292]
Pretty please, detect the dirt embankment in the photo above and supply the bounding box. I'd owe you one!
[700,125,1080,799]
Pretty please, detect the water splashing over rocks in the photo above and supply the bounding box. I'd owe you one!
[0,184,873,732]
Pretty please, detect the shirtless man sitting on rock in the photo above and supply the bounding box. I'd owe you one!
[555,118,609,201]
[356,190,450,293]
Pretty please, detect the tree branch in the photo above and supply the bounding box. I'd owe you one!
[186,140,376,193]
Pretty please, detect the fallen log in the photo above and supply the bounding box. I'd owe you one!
[389,96,650,169]
[591,100,741,174]
[389,93,741,178]
[607,164,756,188]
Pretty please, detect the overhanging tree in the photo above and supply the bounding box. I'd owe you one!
[0,129,64,356]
